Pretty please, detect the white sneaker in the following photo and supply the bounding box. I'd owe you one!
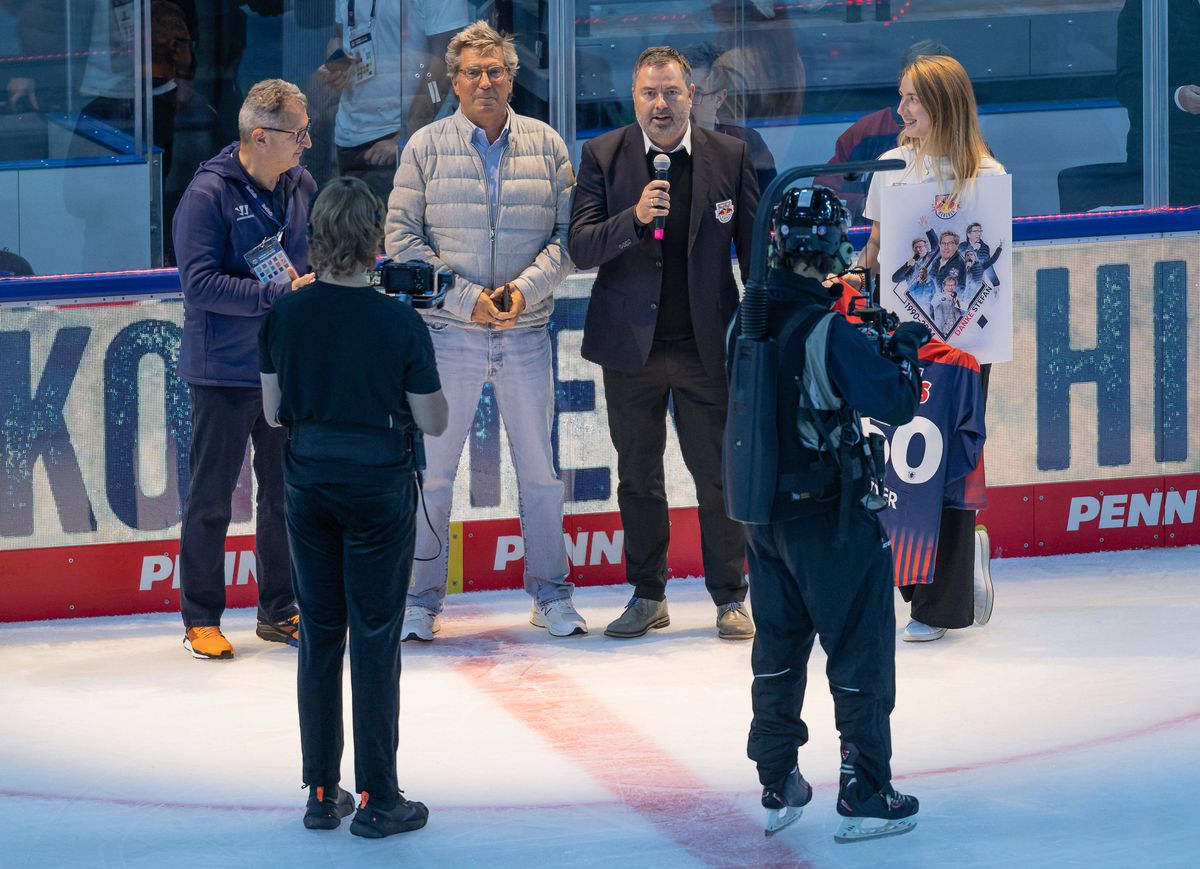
[401,606,440,642]
[530,598,588,637]
[973,526,994,626]
[902,619,946,643]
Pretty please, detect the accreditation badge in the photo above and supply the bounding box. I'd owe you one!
[348,25,377,84]
[244,236,295,284]
[112,0,135,45]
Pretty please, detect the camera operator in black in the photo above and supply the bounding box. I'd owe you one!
[735,186,928,842]
[258,177,448,838]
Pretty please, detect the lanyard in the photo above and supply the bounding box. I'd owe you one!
[346,0,376,30]
[239,181,290,240]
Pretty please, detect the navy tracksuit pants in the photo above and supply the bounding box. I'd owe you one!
[745,506,897,799]
[178,384,295,628]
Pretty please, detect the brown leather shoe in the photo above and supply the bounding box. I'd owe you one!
[717,602,755,640]
[604,596,670,639]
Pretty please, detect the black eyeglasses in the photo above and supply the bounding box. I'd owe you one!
[460,66,510,83]
[262,120,313,143]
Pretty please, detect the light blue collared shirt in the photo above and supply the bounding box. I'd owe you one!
[470,112,512,226]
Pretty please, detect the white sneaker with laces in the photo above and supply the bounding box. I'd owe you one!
[902,619,946,643]
[530,598,588,637]
[401,606,440,642]
[973,526,994,626]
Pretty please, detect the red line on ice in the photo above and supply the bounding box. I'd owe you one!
[457,632,810,869]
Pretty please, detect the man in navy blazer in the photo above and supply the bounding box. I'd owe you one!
[568,46,759,640]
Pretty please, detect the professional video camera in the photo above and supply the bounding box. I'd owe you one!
[839,269,903,357]
[372,259,451,309]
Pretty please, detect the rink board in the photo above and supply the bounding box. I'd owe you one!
[4,473,1200,621]
[2,230,1200,621]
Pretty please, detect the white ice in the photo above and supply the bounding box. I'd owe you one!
[2,547,1199,868]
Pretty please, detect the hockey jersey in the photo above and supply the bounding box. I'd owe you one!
[867,340,986,586]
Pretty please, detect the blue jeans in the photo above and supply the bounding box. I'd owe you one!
[409,323,571,611]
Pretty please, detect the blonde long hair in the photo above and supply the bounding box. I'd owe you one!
[898,55,989,197]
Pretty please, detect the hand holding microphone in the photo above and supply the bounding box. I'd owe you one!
[635,153,672,237]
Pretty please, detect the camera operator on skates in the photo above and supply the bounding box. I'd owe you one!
[724,185,929,843]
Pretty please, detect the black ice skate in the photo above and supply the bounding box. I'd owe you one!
[761,766,813,836]
[834,746,918,843]
[834,785,919,843]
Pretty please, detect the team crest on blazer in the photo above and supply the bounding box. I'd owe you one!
[714,199,734,223]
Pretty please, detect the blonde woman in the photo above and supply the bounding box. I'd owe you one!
[859,55,1002,643]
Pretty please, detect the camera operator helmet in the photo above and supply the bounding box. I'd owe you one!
[770,185,854,277]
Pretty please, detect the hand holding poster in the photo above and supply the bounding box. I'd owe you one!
[878,174,1013,363]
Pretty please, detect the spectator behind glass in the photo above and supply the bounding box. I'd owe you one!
[259,175,447,838]
[317,0,469,204]
[813,39,951,224]
[686,41,777,194]
[706,1,805,123]
[1116,0,1200,206]
[0,247,34,278]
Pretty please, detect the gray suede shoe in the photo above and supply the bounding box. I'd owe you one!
[604,596,670,639]
[717,601,756,640]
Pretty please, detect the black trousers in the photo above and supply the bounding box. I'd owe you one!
[899,364,992,629]
[178,385,294,628]
[336,134,400,206]
[745,508,896,798]
[285,427,417,797]
[601,338,747,605]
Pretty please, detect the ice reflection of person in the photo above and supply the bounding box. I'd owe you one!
[930,273,965,335]
[686,42,777,193]
[858,55,1005,644]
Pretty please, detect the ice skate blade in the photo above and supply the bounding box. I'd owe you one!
[764,805,803,837]
[834,816,917,843]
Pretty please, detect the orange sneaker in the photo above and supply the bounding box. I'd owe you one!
[183,626,234,659]
[256,614,300,647]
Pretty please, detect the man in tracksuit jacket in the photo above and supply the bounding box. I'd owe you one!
[173,79,317,660]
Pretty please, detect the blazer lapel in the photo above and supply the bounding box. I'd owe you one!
[688,127,710,256]
[623,124,650,204]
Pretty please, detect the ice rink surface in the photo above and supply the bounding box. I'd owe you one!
[2,546,1199,868]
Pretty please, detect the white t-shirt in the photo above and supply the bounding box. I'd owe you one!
[862,145,1006,224]
[333,0,469,148]
[81,0,135,99]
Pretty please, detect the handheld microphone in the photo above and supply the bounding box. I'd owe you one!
[652,152,671,240]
